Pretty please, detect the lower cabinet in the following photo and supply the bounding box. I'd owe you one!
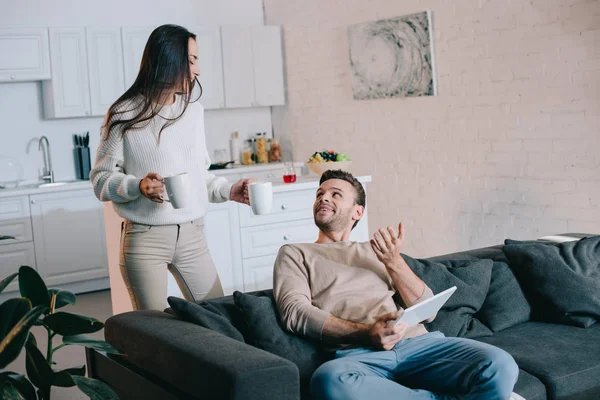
[0,242,36,293]
[29,190,109,288]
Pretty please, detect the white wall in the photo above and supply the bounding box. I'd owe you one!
[0,0,272,183]
[264,0,600,257]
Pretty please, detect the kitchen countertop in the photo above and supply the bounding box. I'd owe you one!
[210,161,305,176]
[270,175,371,193]
[0,171,371,199]
[0,180,93,198]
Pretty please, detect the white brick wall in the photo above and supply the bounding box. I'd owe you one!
[264,0,600,257]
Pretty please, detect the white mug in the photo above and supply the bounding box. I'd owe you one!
[163,172,191,209]
[248,181,273,215]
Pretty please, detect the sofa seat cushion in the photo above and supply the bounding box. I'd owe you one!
[477,321,600,399]
[403,255,494,338]
[503,236,600,328]
[514,369,547,400]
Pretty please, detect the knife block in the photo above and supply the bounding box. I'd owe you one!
[74,147,91,180]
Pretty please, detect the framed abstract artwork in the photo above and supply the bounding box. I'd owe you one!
[348,11,437,100]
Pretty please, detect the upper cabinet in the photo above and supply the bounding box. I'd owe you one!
[191,27,225,110]
[222,26,285,108]
[4,24,285,117]
[86,27,126,116]
[43,27,126,118]
[42,28,91,118]
[121,27,154,88]
[0,28,51,82]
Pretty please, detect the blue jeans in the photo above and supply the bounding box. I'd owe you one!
[311,332,519,400]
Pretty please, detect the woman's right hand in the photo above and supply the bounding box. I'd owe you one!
[139,172,164,203]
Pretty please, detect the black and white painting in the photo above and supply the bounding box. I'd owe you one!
[347,11,436,100]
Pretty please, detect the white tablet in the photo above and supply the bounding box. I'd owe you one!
[391,286,457,327]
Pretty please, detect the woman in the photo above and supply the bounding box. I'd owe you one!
[91,24,252,311]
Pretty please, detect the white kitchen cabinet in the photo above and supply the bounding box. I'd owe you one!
[29,190,108,288]
[121,27,154,88]
[42,27,91,118]
[0,242,37,293]
[86,27,125,116]
[203,201,243,295]
[190,27,225,110]
[0,28,51,82]
[222,25,285,108]
[242,254,277,292]
[251,26,285,107]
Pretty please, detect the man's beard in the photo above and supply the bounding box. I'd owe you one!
[314,208,352,233]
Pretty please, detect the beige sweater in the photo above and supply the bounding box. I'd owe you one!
[273,241,434,348]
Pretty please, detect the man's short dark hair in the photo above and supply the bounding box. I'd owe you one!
[319,170,366,229]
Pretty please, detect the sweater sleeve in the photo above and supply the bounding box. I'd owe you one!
[203,149,232,203]
[273,245,330,340]
[90,124,142,203]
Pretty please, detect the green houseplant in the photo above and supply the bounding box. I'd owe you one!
[0,266,120,399]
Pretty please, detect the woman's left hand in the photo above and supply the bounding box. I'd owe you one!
[230,178,256,205]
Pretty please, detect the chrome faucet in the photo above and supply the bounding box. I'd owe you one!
[38,136,54,183]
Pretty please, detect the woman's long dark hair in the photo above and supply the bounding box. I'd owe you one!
[103,24,202,140]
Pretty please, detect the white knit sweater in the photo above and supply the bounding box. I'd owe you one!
[90,95,232,226]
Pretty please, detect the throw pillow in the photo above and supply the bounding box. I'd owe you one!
[402,255,494,338]
[476,261,531,332]
[233,291,328,384]
[167,296,245,342]
[503,236,600,328]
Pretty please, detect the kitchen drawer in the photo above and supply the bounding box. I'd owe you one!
[0,196,30,221]
[241,219,319,259]
[0,217,33,246]
[242,254,277,292]
[0,242,37,293]
[239,189,315,227]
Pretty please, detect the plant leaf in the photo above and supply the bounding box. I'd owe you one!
[73,375,120,400]
[19,266,50,309]
[62,335,122,354]
[0,298,32,341]
[48,289,76,309]
[0,272,18,294]
[0,371,36,400]
[53,365,85,388]
[25,342,53,393]
[0,382,21,400]
[43,312,103,336]
[0,305,47,369]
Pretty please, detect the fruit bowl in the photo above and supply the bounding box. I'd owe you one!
[306,161,353,176]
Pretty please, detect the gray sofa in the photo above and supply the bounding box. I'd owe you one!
[88,233,600,400]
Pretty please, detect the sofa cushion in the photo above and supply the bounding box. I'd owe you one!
[233,291,328,386]
[167,296,244,342]
[503,236,600,328]
[514,369,547,400]
[477,321,600,400]
[476,261,532,332]
[402,255,494,338]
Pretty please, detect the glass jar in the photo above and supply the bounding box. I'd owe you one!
[256,137,269,164]
[242,139,255,165]
[269,138,282,162]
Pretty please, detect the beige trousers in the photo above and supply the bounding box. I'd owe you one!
[119,218,224,311]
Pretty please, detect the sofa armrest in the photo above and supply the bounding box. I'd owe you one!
[105,311,300,400]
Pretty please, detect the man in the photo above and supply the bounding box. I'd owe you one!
[273,170,521,400]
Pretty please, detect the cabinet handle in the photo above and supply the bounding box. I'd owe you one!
[281,204,288,210]
[10,75,16,80]
[30,200,36,204]
[283,234,290,241]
